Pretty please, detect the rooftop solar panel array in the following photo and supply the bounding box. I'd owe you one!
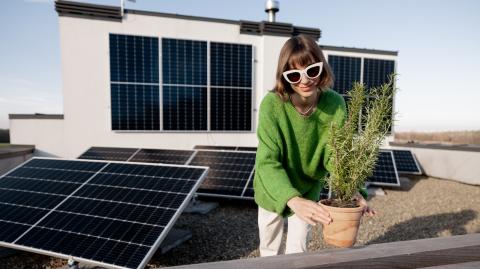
[109,35,254,132]
[0,158,208,269]
[79,146,257,200]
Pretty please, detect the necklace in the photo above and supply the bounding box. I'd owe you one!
[289,89,319,117]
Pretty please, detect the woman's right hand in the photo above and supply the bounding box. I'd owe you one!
[287,196,332,226]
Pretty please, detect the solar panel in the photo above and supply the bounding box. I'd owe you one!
[363,58,395,133]
[187,150,256,199]
[210,42,253,131]
[363,58,395,94]
[328,55,361,95]
[162,38,208,131]
[391,149,422,174]
[366,150,400,187]
[110,34,160,131]
[0,157,208,269]
[78,146,139,161]
[193,145,257,152]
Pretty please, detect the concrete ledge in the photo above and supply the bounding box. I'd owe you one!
[0,145,34,176]
[388,142,480,185]
[0,145,35,160]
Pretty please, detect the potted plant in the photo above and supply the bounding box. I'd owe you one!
[319,74,397,248]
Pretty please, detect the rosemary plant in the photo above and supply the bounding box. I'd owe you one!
[326,74,397,207]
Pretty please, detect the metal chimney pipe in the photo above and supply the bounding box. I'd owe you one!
[265,0,279,22]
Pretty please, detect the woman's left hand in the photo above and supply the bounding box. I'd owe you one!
[353,193,377,217]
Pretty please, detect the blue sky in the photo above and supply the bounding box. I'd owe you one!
[1,0,479,132]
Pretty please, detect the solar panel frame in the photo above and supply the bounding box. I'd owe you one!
[391,149,422,175]
[0,157,209,269]
[366,150,401,187]
[193,145,238,151]
[193,145,257,152]
[129,148,195,165]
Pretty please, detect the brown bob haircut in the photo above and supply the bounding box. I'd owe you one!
[273,34,334,101]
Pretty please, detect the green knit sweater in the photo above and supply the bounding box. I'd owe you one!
[253,88,347,217]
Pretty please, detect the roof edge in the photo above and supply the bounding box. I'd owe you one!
[125,9,239,25]
[0,145,35,160]
[320,44,398,56]
[54,1,321,39]
[9,114,64,120]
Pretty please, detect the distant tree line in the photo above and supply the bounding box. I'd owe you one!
[0,129,9,143]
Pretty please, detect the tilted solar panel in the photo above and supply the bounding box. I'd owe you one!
[0,157,208,269]
[366,150,400,187]
[187,150,256,199]
[392,149,422,174]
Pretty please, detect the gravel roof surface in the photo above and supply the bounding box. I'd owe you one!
[1,175,479,269]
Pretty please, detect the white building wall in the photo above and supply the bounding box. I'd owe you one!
[9,119,65,157]
[9,11,397,159]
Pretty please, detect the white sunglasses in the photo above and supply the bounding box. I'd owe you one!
[282,62,323,84]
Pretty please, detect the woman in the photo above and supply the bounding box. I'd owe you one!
[253,34,376,257]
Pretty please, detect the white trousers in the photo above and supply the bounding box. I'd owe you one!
[258,206,311,256]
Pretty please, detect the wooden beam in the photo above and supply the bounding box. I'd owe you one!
[168,233,480,269]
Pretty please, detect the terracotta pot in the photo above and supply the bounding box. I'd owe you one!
[318,199,365,248]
